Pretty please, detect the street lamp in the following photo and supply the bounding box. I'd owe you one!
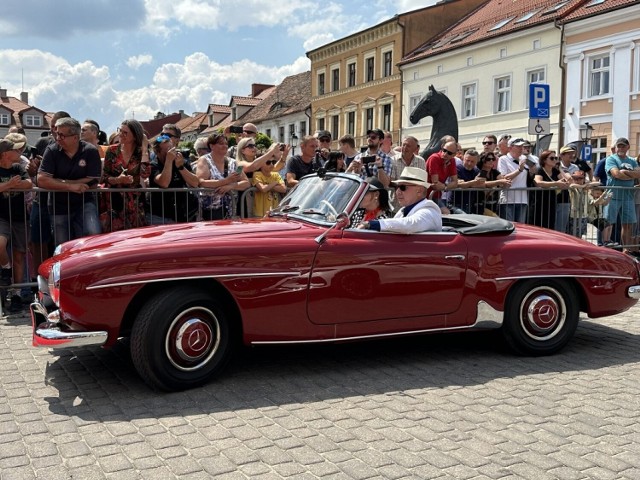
[291,133,299,156]
[579,122,593,143]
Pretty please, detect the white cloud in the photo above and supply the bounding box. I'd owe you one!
[127,54,153,70]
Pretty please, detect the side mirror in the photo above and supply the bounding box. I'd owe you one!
[315,212,349,245]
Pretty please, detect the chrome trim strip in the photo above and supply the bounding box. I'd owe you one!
[495,274,633,282]
[86,272,301,290]
[629,285,640,300]
[251,300,504,345]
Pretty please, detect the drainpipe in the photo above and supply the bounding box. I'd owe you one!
[305,106,312,135]
[555,19,566,148]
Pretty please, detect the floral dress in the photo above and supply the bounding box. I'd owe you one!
[100,144,150,231]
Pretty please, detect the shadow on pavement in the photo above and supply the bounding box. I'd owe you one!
[40,318,640,421]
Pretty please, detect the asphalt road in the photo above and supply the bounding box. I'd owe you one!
[1,304,639,479]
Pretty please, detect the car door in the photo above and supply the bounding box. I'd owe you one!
[307,229,468,325]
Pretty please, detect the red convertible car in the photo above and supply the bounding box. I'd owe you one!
[31,173,640,391]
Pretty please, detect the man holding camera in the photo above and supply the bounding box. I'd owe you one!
[346,129,393,188]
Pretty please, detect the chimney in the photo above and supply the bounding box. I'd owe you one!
[251,83,274,98]
[20,92,28,104]
[0,88,6,98]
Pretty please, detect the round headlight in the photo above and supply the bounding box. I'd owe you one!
[48,262,61,306]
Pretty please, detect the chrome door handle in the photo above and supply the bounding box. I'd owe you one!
[445,255,466,261]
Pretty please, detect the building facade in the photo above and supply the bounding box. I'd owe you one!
[562,0,640,162]
[398,0,588,153]
[306,0,486,150]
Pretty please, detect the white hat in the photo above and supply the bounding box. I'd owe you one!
[391,166,430,189]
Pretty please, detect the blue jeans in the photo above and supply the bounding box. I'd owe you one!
[51,202,101,246]
[498,203,527,223]
[555,203,570,233]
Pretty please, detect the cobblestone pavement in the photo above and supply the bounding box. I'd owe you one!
[1,304,639,480]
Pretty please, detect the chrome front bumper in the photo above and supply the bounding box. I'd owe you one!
[30,302,108,348]
[629,285,640,300]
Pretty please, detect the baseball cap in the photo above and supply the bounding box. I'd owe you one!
[315,130,331,141]
[366,129,384,140]
[0,138,26,154]
[615,137,630,146]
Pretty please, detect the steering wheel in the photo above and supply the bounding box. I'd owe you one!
[320,200,338,217]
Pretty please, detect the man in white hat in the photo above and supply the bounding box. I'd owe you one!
[357,166,442,234]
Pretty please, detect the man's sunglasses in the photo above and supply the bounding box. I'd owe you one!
[442,148,455,156]
[394,184,416,191]
[482,141,495,145]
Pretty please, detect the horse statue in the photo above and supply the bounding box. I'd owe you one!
[409,85,459,159]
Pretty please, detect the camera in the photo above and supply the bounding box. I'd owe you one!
[29,146,39,158]
[229,125,244,134]
[177,149,192,158]
[361,155,376,164]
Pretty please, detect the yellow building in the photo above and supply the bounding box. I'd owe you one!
[306,0,486,150]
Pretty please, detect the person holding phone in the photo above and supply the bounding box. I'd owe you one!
[146,134,199,225]
[346,129,393,188]
[197,132,250,220]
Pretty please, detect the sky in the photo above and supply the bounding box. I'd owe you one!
[0,0,438,136]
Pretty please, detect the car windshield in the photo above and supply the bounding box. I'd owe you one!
[272,173,362,223]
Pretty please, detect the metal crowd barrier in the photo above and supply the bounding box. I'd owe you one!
[1,184,638,313]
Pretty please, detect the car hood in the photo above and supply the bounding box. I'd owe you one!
[50,218,313,265]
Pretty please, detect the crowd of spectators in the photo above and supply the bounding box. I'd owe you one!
[1,115,640,312]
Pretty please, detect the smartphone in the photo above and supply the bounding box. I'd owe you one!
[279,144,285,151]
[235,165,243,174]
[229,125,244,134]
[361,155,376,164]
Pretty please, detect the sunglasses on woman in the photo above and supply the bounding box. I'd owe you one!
[265,160,277,166]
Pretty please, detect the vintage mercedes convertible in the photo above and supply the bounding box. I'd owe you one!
[31,172,640,391]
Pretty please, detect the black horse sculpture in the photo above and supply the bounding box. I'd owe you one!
[409,85,459,159]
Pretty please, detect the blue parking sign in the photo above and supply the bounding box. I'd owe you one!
[529,84,550,119]
[581,144,592,162]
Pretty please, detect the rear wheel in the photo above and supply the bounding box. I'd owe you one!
[130,286,234,391]
[502,280,579,356]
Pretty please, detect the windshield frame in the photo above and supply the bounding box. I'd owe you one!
[271,173,367,226]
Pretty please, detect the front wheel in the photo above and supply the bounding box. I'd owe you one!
[130,286,234,391]
[502,280,579,356]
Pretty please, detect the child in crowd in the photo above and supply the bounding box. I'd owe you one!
[252,156,286,217]
[588,187,614,246]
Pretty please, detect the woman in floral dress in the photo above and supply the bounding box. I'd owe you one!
[100,119,150,231]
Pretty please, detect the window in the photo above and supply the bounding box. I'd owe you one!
[317,118,325,132]
[0,113,9,125]
[279,126,285,143]
[299,121,306,136]
[589,54,610,97]
[527,69,546,105]
[347,111,355,135]
[383,51,392,77]
[382,104,391,131]
[437,65,443,74]
[467,57,473,67]
[24,115,42,127]
[348,62,356,87]
[365,108,374,132]
[409,94,422,124]
[489,17,514,31]
[266,128,272,139]
[413,71,419,80]
[317,72,325,95]
[500,47,507,58]
[462,83,477,119]
[331,115,339,139]
[494,76,511,113]
[289,124,295,137]
[533,39,541,50]
[331,68,340,92]
[366,57,374,82]
[590,137,608,164]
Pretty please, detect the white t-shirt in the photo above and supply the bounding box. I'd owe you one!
[498,153,528,205]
